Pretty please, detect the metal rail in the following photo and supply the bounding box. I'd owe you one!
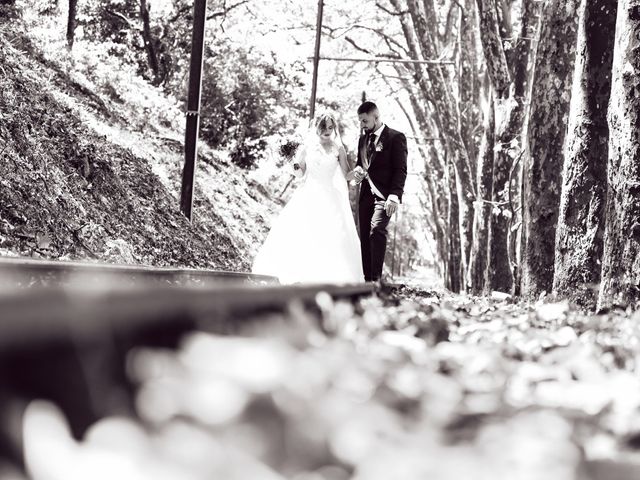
[0,256,376,350]
[0,280,376,349]
[0,258,376,466]
[0,256,277,289]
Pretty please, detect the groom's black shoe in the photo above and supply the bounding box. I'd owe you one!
[369,278,383,293]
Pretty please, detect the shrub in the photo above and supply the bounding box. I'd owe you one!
[198,41,306,169]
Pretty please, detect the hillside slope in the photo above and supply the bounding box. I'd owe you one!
[0,18,278,271]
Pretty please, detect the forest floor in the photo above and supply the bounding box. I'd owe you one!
[0,15,286,271]
[15,283,640,480]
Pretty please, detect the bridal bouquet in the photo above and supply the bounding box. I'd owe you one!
[278,138,301,161]
[277,136,304,173]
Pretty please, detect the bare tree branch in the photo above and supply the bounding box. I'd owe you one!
[376,1,408,15]
[344,35,374,54]
[322,22,409,57]
[376,65,406,95]
[381,35,410,56]
[104,8,138,29]
[207,0,250,20]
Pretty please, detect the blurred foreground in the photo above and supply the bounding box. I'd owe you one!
[3,284,640,479]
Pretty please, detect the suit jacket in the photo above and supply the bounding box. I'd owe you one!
[356,126,408,202]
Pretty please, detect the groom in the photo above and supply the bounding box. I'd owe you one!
[352,101,408,282]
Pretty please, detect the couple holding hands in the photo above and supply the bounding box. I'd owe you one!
[253,101,408,285]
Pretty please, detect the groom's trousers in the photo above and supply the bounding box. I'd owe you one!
[358,187,392,282]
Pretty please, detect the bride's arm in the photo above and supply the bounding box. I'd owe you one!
[338,146,353,180]
[292,146,307,178]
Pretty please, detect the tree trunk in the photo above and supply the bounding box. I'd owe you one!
[395,70,449,278]
[469,89,495,294]
[421,163,447,275]
[475,0,514,293]
[476,0,511,97]
[66,0,78,48]
[597,0,640,310]
[396,86,449,277]
[405,0,475,289]
[475,0,538,293]
[487,100,521,293]
[140,0,161,84]
[447,160,463,292]
[552,0,617,309]
[521,0,580,299]
[423,145,448,276]
[460,0,481,182]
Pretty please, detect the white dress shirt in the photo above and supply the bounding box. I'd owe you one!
[371,123,385,144]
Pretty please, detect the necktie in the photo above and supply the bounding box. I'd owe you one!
[366,133,376,165]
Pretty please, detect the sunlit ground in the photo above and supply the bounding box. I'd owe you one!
[7,286,640,480]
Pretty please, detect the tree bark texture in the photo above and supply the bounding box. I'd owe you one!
[469,91,495,294]
[447,160,463,292]
[423,148,449,277]
[396,67,450,275]
[66,0,78,48]
[405,0,475,288]
[476,0,539,293]
[460,0,481,180]
[597,0,640,310]
[396,84,449,275]
[512,0,539,98]
[521,0,580,299]
[553,0,617,309]
[488,100,523,293]
[392,0,440,127]
[476,0,511,97]
[140,0,161,85]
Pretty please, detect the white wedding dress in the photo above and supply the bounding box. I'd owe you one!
[252,141,364,284]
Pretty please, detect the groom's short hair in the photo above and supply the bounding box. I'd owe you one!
[357,101,378,115]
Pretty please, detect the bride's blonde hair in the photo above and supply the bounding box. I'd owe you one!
[313,112,344,149]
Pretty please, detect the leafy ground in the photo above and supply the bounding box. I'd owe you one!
[0,16,282,271]
[13,284,640,480]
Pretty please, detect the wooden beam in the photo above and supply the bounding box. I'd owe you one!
[310,56,455,65]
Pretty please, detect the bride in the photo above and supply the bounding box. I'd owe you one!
[252,113,364,284]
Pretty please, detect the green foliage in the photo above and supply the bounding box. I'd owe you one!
[83,0,139,45]
[199,41,306,169]
[80,0,155,79]
[0,22,246,268]
[228,137,268,170]
[0,3,19,18]
[61,0,308,169]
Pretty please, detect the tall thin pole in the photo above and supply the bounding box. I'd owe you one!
[180,0,208,221]
[309,0,324,119]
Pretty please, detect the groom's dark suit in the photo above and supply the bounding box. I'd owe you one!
[356,125,408,281]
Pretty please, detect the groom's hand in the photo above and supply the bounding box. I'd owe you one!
[350,166,366,183]
[385,196,399,216]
